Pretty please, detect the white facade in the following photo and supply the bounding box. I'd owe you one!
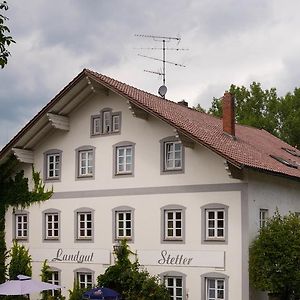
[4,82,300,300]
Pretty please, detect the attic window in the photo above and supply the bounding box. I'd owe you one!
[91,108,121,136]
[282,147,300,157]
[270,155,299,169]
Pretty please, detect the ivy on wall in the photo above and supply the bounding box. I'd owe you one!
[0,154,53,283]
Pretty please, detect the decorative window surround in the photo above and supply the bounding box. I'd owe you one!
[161,204,186,243]
[160,136,184,174]
[44,149,62,182]
[43,209,61,241]
[161,271,186,300]
[90,108,121,136]
[259,208,269,228]
[75,146,95,180]
[113,141,135,177]
[112,206,134,242]
[14,210,29,241]
[74,208,94,242]
[74,268,94,289]
[201,272,229,300]
[201,203,228,244]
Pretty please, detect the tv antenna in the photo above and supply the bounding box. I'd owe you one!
[135,34,188,98]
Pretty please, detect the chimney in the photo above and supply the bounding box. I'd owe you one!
[222,92,235,137]
[177,100,188,107]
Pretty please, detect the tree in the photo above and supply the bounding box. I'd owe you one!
[207,82,300,148]
[0,1,15,68]
[6,241,32,300]
[97,240,170,300]
[249,211,300,300]
[8,240,32,280]
[279,88,300,148]
[209,82,280,136]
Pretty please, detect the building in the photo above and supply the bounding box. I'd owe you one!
[0,69,300,300]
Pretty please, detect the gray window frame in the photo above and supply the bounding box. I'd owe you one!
[43,149,62,182]
[90,108,121,136]
[43,208,61,242]
[201,203,229,244]
[112,141,135,177]
[13,210,29,241]
[160,136,185,174]
[74,208,94,242]
[75,145,96,180]
[74,267,94,289]
[112,206,135,242]
[161,271,186,300]
[161,204,186,244]
[201,272,229,300]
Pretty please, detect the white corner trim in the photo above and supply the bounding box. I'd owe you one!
[47,113,70,131]
[12,148,34,164]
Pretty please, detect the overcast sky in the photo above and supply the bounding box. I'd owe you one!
[1,0,300,149]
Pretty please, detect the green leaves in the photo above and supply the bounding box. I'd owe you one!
[97,240,170,300]
[249,211,300,299]
[0,0,15,68]
[207,82,300,148]
[8,240,32,280]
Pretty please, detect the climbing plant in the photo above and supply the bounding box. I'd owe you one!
[0,154,52,282]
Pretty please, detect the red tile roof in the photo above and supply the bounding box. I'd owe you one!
[1,69,300,181]
[86,69,300,181]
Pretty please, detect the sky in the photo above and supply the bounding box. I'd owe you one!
[1,0,300,148]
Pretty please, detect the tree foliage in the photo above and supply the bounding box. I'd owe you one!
[8,240,32,280]
[249,211,300,300]
[0,155,52,283]
[68,280,86,300]
[97,240,170,300]
[207,82,300,148]
[0,1,15,68]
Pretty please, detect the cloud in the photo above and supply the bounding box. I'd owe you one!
[1,0,300,148]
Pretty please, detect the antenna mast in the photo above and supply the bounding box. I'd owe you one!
[135,34,187,98]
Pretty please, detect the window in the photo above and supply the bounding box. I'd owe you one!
[43,209,60,240]
[44,149,62,182]
[75,268,94,289]
[117,146,133,174]
[113,141,135,177]
[161,205,186,243]
[161,271,186,300]
[48,268,61,297]
[259,209,268,228]
[75,146,95,179]
[91,109,121,136]
[113,206,134,241]
[92,116,101,135]
[206,278,225,300]
[201,204,228,244]
[14,212,28,240]
[75,208,94,241]
[206,209,225,239]
[201,272,228,300]
[112,114,121,132]
[160,136,184,174]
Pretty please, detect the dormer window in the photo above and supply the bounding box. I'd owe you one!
[270,155,299,169]
[282,147,300,157]
[91,108,121,136]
